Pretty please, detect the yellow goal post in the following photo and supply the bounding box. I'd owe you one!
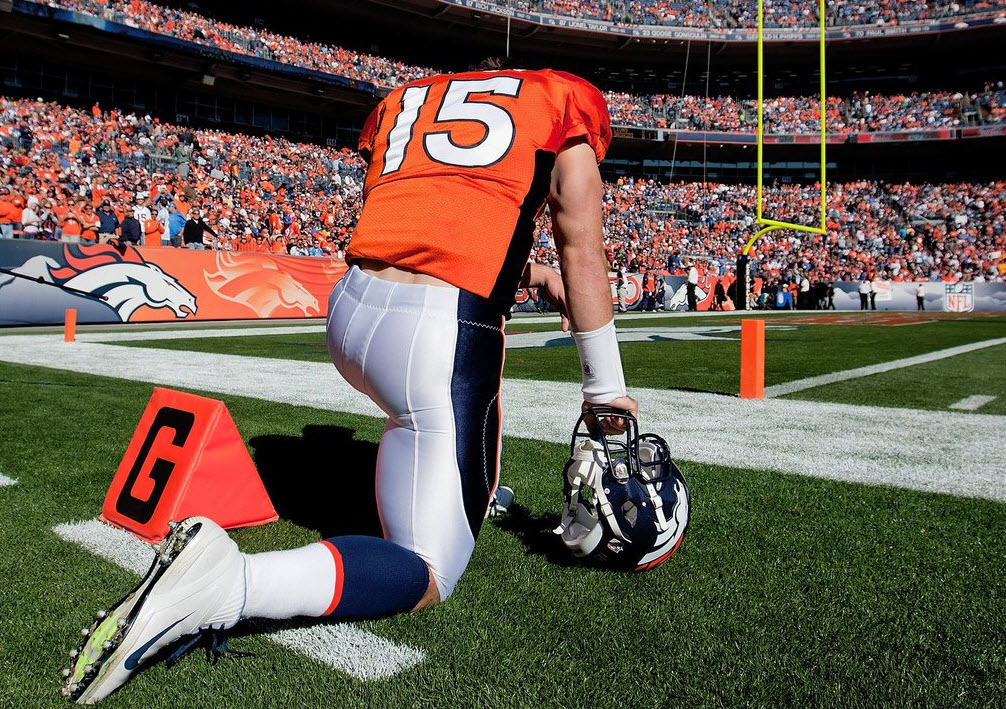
[742,0,827,257]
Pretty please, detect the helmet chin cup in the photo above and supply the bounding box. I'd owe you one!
[557,502,605,557]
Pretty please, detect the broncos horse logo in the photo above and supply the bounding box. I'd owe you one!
[203,251,320,317]
[666,282,708,311]
[4,244,197,321]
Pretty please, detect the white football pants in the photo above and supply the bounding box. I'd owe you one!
[326,265,505,599]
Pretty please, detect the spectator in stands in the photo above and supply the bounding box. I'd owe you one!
[182,209,218,250]
[0,185,15,239]
[79,202,100,244]
[167,203,186,248]
[96,200,119,243]
[119,203,143,246]
[20,197,41,239]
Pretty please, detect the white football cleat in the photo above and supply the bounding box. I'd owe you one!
[62,517,244,704]
[486,485,515,518]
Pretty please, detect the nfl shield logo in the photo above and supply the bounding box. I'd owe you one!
[943,283,974,313]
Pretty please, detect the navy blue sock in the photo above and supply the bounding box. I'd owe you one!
[319,536,429,619]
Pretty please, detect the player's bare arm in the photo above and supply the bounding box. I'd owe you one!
[548,140,639,428]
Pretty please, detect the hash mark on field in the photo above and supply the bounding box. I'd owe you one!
[765,337,1006,398]
[949,395,997,411]
[52,520,425,680]
[0,473,17,487]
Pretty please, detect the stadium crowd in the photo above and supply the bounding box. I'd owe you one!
[604,85,1006,132]
[476,0,1006,27]
[0,97,366,256]
[30,1,1006,135]
[2,97,1002,283]
[35,0,1006,100]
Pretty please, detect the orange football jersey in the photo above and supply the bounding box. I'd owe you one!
[349,69,611,308]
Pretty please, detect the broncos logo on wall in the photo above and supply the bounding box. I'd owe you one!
[0,244,197,322]
[203,251,319,317]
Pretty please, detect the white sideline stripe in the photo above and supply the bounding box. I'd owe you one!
[0,473,17,487]
[2,334,1005,503]
[765,337,1006,398]
[52,519,424,680]
[79,325,326,343]
[950,395,997,411]
[82,324,776,347]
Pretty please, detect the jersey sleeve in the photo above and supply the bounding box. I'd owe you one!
[559,75,612,163]
[358,102,384,162]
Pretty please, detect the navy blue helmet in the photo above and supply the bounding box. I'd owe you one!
[554,406,690,571]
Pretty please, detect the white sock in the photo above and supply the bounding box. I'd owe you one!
[241,543,337,620]
[203,555,247,630]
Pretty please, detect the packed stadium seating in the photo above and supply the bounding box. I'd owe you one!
[2,97,1003,282]
[604,87,1006,132]
[35,1,1006,136]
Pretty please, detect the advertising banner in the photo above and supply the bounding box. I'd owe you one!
[0,240,347,326]
[514,273,735,313]
[829,281,1005,311]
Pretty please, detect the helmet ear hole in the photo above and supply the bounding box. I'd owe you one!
[621,500,638,528]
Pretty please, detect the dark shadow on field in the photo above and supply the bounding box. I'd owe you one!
[249,425,382,539]
[491,504,599,569]
[673,385,737,397]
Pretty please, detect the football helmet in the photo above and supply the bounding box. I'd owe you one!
[554,406,689,571]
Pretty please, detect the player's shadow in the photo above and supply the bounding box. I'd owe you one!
[248,425,382,539]
[491,504,593,569]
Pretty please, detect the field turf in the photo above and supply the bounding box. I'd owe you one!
[0,312,1004,707]
[117,312,1006,412]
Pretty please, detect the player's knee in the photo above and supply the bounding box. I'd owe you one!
[411,563,445,611]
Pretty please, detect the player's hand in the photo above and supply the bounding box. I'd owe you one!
[528,264,570,331]
[581,396,639,435]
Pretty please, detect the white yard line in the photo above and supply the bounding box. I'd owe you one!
[53,519,425,680]
[949,395,997,411]
[0,473,17,487]
[2,334,1004,502]
[764,337,1006,398]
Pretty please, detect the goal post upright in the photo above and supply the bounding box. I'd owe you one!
[737,0,827,309]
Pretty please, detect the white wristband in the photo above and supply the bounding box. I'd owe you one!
[572,320,627,404]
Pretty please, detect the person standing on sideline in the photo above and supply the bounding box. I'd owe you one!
[713,279,726,311]
[859,279,871,310]
[869,280,877,310]
[686,259,699,311]
[916,283,926,310]
[616,268,628,312]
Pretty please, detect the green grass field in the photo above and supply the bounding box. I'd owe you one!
[117,312,1006,412]
[1,311,1004,707]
